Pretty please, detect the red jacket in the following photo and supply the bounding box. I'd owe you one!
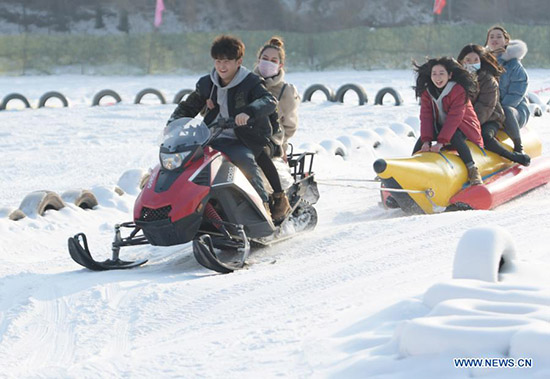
[420,83,483,147]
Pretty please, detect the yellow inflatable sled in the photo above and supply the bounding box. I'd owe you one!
[373,126,550,214]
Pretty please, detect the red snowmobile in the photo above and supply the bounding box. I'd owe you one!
[68,117,319,273]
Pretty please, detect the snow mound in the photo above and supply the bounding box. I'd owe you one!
[117,168,148,196]
[453,226,517,282]
[313,226,550,378]
[389,122,416,138]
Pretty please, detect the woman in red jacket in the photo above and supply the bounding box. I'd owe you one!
[413,57,484,185]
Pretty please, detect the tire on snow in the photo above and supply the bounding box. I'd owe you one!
[1,93,31,110]
[353,130,382,149]
[92,89,122,106]
[528,103,543,117]
[527,91,544,107]
[117,169,151,195]
[18,190,65,217]
[134,88,166,105]
[320,139,348,158]
[38,91,69,108]
[140,171,151,189]
[374,87,403,106]
[0,207,26,221]
[61,189,98,210]
[335,84,368,105]
[173,89,194,104]
[302,84,335,102]
[452,226,517,282]
[389,122,416,138]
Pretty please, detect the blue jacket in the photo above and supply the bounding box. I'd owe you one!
[497,40,530,122]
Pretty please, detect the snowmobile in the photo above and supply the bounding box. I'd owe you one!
[68,117,319,273]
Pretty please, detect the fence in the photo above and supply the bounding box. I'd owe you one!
[1,23,549,75]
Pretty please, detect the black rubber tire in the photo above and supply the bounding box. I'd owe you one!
[173,89,194,104]
[92,89,122,106]
[335,84,368,105]
[302,84,335,102]
[1,93,31,110]
[374,87,403,106]
[62,189,98,210]
[18,190,65,217]
[134,88,166,105]
[38,91,69,108]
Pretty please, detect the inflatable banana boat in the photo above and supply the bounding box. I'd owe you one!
[374,126,550,214]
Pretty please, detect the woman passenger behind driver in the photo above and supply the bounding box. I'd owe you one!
[253,36,300,222]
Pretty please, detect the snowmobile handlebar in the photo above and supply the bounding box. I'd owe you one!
[208,117,255,130]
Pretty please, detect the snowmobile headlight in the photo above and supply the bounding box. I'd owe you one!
[160,151,191,170]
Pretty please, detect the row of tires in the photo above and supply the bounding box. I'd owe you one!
[2,169,152,221]
[302,84,403,106]
[5,86,548,113]
[2,189,101,221]
[302,84,550,112]
[0,88,195,110]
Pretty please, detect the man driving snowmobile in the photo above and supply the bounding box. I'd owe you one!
[168,34,281,219]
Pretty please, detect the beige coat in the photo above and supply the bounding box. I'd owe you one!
[254,67,300,154]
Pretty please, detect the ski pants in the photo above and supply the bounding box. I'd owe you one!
[211,138,269,203]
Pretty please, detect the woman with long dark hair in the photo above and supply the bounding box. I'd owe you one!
[458,44,530,166]
[413,57,484,185]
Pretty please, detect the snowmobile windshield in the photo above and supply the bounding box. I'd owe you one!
[161,118,210,152]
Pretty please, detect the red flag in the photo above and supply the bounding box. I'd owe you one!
[154,0,165,28]
[433,0,446,15]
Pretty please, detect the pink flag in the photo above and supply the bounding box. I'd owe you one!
[433,0,446,14]
[154,0,165,28]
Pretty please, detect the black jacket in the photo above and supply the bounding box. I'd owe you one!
[169,72,279,156]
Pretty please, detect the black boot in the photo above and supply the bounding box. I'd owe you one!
[512,152,531,167]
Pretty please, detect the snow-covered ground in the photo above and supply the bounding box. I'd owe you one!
[1,70,549,378]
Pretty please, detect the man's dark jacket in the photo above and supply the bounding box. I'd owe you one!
[169,72,279,156]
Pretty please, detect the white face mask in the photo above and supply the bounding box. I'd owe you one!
[258,59,280,78]
[465,62,481,73]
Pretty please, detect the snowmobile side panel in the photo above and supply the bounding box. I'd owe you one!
[210,186,274,238]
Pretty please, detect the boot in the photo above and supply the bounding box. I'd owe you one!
[512,152,531,167]
[271,191,291,222]
[467,165,483,186]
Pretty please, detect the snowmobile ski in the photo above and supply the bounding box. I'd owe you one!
[68,232,148,271]
[192,226,250,274]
